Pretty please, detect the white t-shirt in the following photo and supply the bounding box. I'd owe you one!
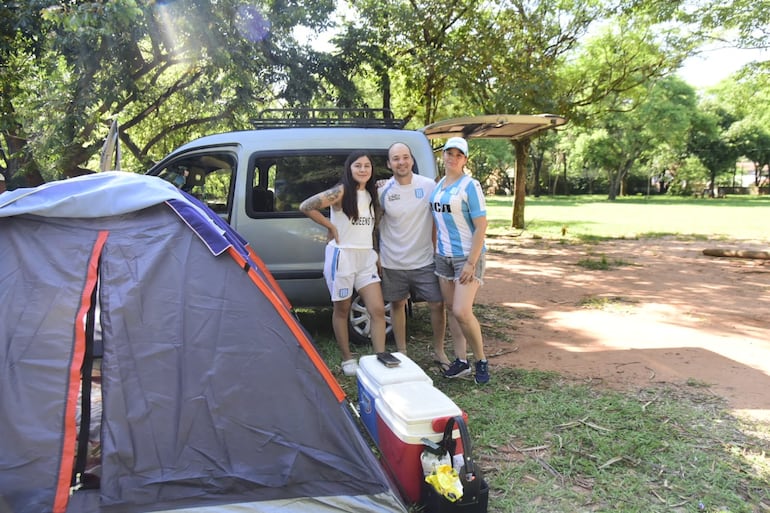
[330,189,375,249]
[378,173,436,269]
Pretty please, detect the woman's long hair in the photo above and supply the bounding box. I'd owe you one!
[340,151,378,221]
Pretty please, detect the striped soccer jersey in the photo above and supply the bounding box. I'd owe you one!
[429,174,487,258]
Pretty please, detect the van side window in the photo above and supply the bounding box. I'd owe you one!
[249,152,390,216]
[155,153,236,219]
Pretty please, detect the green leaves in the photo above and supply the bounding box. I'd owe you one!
[1,0,339,180]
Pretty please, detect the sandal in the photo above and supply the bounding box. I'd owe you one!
[432,358,451,373]
[341,358,359,377]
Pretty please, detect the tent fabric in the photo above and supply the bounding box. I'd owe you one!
[0,173,407,513]
[0,171,183,219]
[0,171,233,256]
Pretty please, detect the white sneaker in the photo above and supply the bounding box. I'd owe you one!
[341,359,359,376]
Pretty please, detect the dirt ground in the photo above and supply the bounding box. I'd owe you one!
[476,236,770,423]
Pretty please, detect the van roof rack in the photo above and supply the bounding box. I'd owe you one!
[251,108,406,129]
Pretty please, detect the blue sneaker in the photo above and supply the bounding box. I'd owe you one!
[474,360,490,384]
[443,358,471,379]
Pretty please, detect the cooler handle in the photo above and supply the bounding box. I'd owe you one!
[431,411,469,433]
[440,415,482,495]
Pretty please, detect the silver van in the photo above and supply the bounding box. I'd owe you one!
[146,110,565,342]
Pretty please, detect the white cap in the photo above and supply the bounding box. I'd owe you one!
[443,137,468,156]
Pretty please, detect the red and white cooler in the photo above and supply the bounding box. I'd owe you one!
[375,380,467,504]
[356,352,432,444]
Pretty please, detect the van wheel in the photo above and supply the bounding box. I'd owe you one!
[348,292,394,346]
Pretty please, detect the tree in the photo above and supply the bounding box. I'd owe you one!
[457,3,696,222]
[726,120,770,186]
[0,0,53,186]
[696,70,770,189]
[0,0,338,184]
[468,139,518,194]
[530,133,560,197]
[570,76,699,199]
[457,0,615,224]
[697,0,770,51]
[682,108,735,195]
[341,0,491,126]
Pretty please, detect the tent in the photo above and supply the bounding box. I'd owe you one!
[0,172,407,513]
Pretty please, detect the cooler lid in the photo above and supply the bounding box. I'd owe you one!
[379,381,462,425]
[357,352,433,387]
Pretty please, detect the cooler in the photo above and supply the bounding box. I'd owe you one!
[356,352,432,444]
[375,381,466,504]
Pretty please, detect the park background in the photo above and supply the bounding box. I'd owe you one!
[2,0,770,209]
[2,2,770,511]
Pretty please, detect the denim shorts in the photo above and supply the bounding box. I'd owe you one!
[434,254,485,284]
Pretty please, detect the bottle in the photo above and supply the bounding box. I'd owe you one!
[452,453,465,472]
[421,448,451,476]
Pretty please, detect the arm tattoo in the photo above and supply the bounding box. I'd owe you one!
[300,184,343,212]
[323,185,343,204]
[300,196,324,211]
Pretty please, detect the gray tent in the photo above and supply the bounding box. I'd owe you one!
[0,172,407,513]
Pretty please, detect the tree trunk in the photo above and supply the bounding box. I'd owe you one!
[562,153,568,195]
[381,71,391,114]
[551,174,560,196]
[607,172,619,200]
[532,153,543,197]
[608,160,634,201]
[2,130,45,187]
[703,248,770,259]
[511,139,530,229]
[709,168,717,198]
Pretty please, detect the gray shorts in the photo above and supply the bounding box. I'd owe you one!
[381,264,443,303]
[434,253,485,284]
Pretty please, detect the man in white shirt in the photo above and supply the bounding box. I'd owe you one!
[378,142,462,369]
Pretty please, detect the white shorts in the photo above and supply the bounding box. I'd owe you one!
[324,244,381,302]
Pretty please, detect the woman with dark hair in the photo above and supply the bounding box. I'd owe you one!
[300,151,387,376]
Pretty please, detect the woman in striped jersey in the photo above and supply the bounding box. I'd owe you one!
[429,137,490,384]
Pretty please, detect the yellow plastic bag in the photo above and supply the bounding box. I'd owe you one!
[425,464,463,502]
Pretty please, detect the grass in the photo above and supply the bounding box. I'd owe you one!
[576,254,631,270]
[485,195,770,242]
[300,305,770,513]
[295,196,770,512]
[578,295,637,312]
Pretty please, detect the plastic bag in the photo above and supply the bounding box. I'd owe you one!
[421,447,451,476]
[425,464,464,502]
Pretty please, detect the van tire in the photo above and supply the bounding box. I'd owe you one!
[348,292,395,346]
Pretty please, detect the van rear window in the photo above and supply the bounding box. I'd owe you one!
[249,151,391,214]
